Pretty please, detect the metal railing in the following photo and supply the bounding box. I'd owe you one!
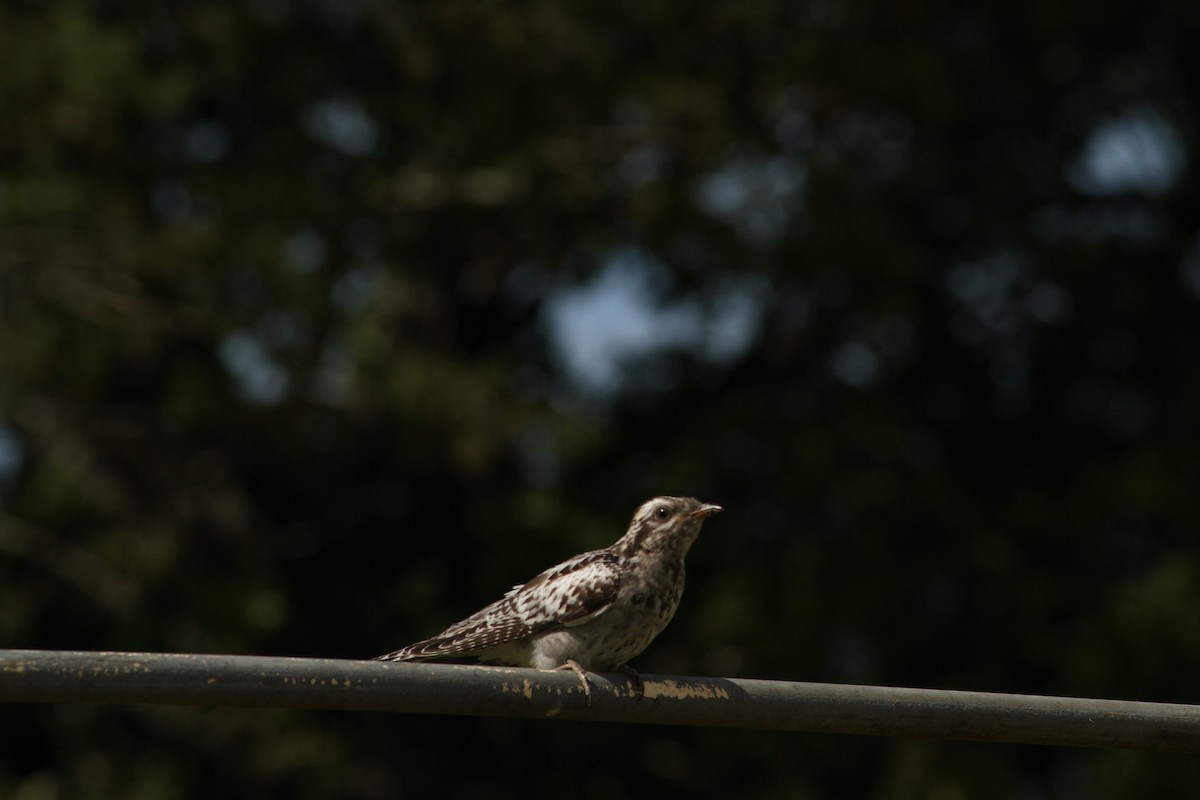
[2,649,1198,751]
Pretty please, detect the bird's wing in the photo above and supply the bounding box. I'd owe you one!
[378,550,622,661]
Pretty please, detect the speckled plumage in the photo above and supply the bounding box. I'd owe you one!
[377,496,722,673]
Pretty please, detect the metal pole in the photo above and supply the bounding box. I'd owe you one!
[2,649,1198,751]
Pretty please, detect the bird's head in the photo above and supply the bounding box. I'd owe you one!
[616,495,723,557]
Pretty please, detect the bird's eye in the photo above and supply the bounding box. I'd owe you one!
[655,506,670,520]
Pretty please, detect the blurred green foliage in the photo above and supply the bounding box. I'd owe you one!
[2,0,1200,796]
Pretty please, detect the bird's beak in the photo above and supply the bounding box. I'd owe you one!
[689,503,723,519]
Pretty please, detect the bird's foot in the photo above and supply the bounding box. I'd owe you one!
[555,658,593,705]
[616,664,644,699]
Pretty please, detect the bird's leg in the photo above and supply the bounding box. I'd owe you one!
[555,658,593,705]
[616,664,644,699]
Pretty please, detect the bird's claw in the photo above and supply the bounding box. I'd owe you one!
[557,658,593,705]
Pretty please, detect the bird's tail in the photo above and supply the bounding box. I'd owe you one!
[375,646,424,662]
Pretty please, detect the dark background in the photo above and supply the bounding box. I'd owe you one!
[3,1,1199,796]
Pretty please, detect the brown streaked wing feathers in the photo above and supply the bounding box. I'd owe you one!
[377,549,622,661]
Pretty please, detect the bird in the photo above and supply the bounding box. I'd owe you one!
[377,496,723,700]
